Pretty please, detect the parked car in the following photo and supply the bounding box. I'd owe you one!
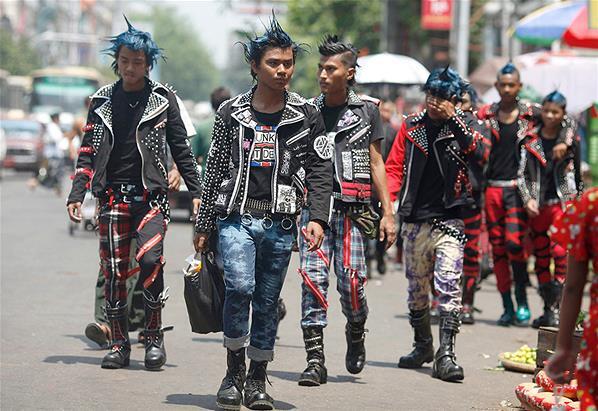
[1,119,43,172]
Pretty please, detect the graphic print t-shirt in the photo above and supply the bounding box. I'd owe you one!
[246,107,284,202]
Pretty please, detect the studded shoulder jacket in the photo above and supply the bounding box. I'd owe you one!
[517,123,583,209]
[194,87,333,234]
[385,109,489,217]
[312,90,382,204]
[67,79,202,212]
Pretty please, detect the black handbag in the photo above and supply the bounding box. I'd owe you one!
[183,250,225,334]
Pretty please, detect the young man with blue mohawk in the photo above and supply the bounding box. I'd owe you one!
[194,15,332,410]
[66,16,202,370]
[385,67,488,382]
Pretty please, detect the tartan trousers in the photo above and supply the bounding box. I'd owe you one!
[299,208,369,328]
[98,201,166,304]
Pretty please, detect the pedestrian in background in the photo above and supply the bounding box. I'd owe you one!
[518,90,583,328]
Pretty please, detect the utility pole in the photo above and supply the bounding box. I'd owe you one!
[456,0,471,76]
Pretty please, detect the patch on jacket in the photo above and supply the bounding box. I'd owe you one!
[314,134,334,160]
[275,184,297,214]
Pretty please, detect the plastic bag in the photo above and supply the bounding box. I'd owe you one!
[183,251,225,334]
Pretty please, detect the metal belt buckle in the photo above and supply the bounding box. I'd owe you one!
[121,195,132,204]
[262,216,274,229]
[241,213,253,226]
[281,217,294,231]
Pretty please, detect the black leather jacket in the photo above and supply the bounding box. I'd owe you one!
[312,90,381,204]
[67,79,202,210]
[194,87,333,233]
[386,109,489,217]
[517,123,583,208]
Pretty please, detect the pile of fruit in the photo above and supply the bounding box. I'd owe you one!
[515,370,580,410]
[502,344,537,365]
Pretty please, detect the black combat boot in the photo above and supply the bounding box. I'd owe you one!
[216,348,247,411]
[432,311,464,382]
[298,327,327,386]
[345,320,367,374]
[532,280,562,329]
[101,301,131,369]
[143,290,168,370]
[398,308,434,368]
[460,277,476,325]
[244,360,274,410]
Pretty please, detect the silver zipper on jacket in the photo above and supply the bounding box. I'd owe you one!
[348,125,371,145]
[399,147,414,207]
[287,128,309,145]
[227,127,245,215]
[271,133,280,213]
[135,106,167,189]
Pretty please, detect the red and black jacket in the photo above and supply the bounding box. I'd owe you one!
[385,109,489,217]
[517,123,583,209]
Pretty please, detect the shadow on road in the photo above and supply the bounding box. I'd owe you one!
[268,369,365,385]
[43,355,178,370]
[64,334,105,349]
[164,393,219,410]
[164,393,297,410]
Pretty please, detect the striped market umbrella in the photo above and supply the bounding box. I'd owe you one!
[514,1,598,49]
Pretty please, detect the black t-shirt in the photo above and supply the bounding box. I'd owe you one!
[106,81,150,185]
[322,103,347,132]
[486,120,519,181]
[540,133,559,202]
[246,107,284,202]
[405,120,460,223]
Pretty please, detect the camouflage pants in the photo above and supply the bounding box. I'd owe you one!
[217,212,296,362]
[401,219,465,314]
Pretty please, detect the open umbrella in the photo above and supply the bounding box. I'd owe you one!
[355,53,430,85]
[514,1,598,49]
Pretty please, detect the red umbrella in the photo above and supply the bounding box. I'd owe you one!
[562,5,598,49]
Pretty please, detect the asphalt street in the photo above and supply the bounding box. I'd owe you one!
[1,171,553,410]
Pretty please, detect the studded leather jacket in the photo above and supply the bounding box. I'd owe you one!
[312,90,381,204]
[67,79,202,215]
[517,123,583,209]
[385,109,489,217]
[194,87,333,234]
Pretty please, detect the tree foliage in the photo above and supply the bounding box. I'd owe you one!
[285,0,382,97]
[139,7,218,102]
[0,29,41,75]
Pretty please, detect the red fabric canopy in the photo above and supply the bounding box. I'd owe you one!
[563,6,598,49]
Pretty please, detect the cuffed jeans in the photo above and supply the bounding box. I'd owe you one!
[217,212,296,361]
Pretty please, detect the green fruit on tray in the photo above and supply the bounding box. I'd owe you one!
[501,345,537,365]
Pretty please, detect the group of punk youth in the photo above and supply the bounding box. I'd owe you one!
[65,16,584,411]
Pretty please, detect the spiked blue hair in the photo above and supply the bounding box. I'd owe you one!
[104,15,165,75]
[241,12,303,79]
[542,90,567,110]
[497,62,520,81]
[422,67,465,102]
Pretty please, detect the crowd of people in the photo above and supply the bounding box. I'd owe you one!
[64,15,596,411]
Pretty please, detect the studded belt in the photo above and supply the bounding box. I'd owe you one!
[430,218,467,245]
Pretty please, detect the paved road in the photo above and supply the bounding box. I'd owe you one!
[1,172,548,410]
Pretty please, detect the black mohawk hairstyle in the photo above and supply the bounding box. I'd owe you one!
[318,34,359,85]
